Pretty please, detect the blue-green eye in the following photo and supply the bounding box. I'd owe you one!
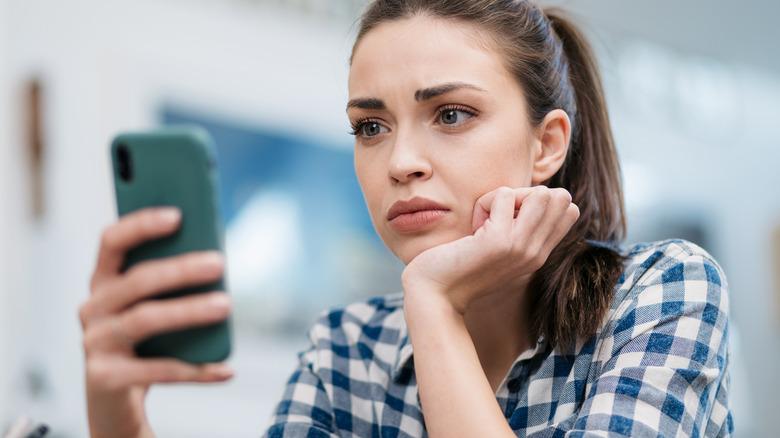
[350,120,388,138]
[361,122,387,137]
[439,108,474,125]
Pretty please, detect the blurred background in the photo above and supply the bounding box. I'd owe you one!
[0,0,777,436]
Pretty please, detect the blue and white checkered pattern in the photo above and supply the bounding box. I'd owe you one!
[264,240,732,437]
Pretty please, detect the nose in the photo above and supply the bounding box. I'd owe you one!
[387,133,432,184]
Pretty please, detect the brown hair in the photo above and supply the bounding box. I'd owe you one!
[353,0,626,352]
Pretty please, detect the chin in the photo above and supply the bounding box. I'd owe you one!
[388,229,467,266]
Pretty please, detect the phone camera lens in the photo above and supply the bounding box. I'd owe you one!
[117,144,133,182]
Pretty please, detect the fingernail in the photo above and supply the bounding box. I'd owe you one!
[202,252,224,269]
[158,207,181,225]
[210,292,231,310]
[210,364,234,378]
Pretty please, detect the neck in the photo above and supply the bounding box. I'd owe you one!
[463,279,534,393]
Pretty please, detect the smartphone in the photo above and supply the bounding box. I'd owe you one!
[111,126,231,363]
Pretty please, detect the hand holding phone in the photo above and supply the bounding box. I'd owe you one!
[80,127,234,437]
[110,126,232,363]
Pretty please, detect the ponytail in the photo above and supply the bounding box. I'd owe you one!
[528,10,626,352]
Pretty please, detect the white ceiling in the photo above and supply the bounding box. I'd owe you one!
[552,0,779,76]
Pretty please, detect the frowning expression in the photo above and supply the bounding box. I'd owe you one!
[349,17,538,264]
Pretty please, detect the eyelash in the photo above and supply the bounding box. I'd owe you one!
[435,104,479,125]
[348,117,378,137]
[348,104,480,137]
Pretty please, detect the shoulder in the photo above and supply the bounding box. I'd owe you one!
[598,239,730,357]
[583,240,733,436]
[617,238,727,299]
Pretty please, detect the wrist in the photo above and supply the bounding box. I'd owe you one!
[401,269,471,316]
[403,288,466,338]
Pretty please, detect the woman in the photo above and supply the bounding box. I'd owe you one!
[80,0,732,436]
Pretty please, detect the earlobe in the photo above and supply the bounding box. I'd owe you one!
[531,109,571,184]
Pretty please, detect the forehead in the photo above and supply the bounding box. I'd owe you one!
[348,16,516,97]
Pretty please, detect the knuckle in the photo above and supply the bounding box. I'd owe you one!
[100,225,121,251]
[85,358,107,379]
[551,187,571,202]
[78,303,92,328]
[90,273,114,296]
[82,325,103,353]
[89,274,100,293]
[127,258,183,296]
[126,302,156,329]
[495,186,514,200]
[569,203,580,219]
[533,186,552,202]
[516,240,543,264]
[125,265,156,295]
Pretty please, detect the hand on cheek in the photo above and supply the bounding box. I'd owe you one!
[402,186,579,314]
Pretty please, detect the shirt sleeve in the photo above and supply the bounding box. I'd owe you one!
[549,245,733,437]
[263,326,341,438]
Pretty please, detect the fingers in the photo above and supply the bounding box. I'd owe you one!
[472,186,578,266]
[512,187,578,266]
[83,292,231,355]
[87,356,233,391]
[473,186,535,232]
[93,207,182,286]
[121,292,231,344]
[514,187,572,235]
[473,186,571,236]
[84,250,224,319]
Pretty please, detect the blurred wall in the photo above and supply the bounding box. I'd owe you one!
[0,0,10,422]
[1,0,354,435]
[1,0,778,436]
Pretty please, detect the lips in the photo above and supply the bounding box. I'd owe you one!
[387,197,449,232]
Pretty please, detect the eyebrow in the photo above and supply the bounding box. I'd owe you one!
[346,82,486,112]
[346,97,386,111]
[414,82,486,102]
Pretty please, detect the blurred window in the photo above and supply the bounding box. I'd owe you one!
[162,107,403,334]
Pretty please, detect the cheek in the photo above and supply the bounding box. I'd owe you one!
[443,131,533,191]
[482,125,535,185]
[354,153,385,225]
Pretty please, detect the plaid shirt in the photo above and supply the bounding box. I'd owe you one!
[264,240,732,437]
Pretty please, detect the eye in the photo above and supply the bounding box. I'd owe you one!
[437,106,476,126]
[350,119,389,138]
[361,122,387,137]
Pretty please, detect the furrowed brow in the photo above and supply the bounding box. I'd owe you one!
[414,82,486,102]
[346,97,386,111]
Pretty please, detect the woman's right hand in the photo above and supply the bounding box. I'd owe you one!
[80,207,234,438]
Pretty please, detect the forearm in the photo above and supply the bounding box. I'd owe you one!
[404,291,515,438]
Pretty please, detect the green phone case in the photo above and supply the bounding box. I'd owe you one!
[111,126,231,363]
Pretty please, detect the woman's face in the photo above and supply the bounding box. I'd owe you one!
[349,17,538,265]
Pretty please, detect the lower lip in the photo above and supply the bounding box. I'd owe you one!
[388,210,448,232]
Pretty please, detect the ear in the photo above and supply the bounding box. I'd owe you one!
[531,109,571,184]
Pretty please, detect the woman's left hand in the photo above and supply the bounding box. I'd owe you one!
[401,185,579,314]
